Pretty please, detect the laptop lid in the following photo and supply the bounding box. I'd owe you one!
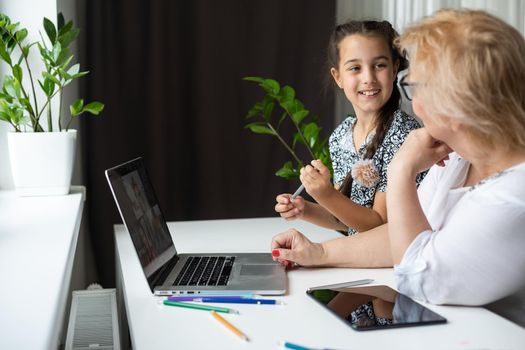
[106,157,178,290]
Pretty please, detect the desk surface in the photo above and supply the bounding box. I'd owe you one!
[115,217,525,350]
[0,188,85,350]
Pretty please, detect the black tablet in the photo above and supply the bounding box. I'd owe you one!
[306,285,447,331]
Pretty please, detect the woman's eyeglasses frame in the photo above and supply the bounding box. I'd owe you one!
[399,75,419,101]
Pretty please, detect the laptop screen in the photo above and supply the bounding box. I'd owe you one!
[106,158,176,278]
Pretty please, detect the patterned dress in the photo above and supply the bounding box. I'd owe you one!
[328,109,425,235]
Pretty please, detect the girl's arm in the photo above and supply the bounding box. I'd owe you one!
[275,194,347,231]
[301,200,348,231]
[301,160,387,232]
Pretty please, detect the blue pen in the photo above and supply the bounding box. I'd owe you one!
[281,341,337,350]
[170,297,282,304]
[282,341,313,350]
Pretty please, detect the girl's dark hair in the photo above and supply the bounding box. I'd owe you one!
[328,20,408,196]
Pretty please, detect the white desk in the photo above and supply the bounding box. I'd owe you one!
[115,217,525,350]
[0,188,85,350]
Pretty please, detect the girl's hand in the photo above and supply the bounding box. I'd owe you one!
[275,194,305,220]
[389,128,453,178]
[300,160,333,199]
[271,229,325,267]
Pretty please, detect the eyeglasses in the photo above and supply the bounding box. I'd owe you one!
[399,75,418,101]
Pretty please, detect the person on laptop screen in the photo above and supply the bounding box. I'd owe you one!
[270,9,525,325]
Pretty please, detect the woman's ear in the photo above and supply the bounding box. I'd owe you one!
[330,67,343,89]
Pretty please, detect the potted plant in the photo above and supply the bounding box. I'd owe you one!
[244,76,332,182]
[0,13,104,196]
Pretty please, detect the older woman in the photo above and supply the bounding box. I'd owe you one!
[270,9,525,320]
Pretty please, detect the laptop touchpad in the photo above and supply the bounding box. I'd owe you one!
[240,264,279,276]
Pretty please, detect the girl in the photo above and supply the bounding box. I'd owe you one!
[275,20,424,235]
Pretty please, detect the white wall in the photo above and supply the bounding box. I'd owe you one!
[334,0,525,124]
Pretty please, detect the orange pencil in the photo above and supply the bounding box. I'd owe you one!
[210,311,249,342]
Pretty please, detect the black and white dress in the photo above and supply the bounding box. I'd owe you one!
[328,109,426,235]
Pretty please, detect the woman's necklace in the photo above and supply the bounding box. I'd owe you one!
[468,168,509,192]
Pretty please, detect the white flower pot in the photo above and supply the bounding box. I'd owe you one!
[7,130,77,196]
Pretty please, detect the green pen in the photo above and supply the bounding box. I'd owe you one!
[163,300,238,314]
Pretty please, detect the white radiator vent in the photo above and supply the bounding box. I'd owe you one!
[65,289,120,350]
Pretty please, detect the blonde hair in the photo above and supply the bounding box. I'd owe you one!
[396,9,525,150]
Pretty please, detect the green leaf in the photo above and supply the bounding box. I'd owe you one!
[242,76,265,83]
[12,64,22,82]
[6,36,16,51]
[52,41,61,62]
[278,85,295,104]
[261,79,280,96]
[19,98,34,115]
[70,71,88,79]
[59,20,74,38]
[6,23,19,32]
[20,42,37,60]
[281,99,305,115]
[38,44,53,62]
[43,71,61,85]
[82,101,104,115]
[245,122,275,135]
[246,102,263,119]
[0,111,10,122]
[312,137,327,154]
[0,45,12,65]
[249,95,274,122]
[0,92,12,102]
[43,17,57,44]
[12,108,25,125]
[261,98,274,122]
[4,77,17,98]
[292,132,304,148]
[302,122,321,148]
[56,47,71,66]
[291,109,309,124]
[70,98,84,116]
[67,63,79,76]
[58,28,79,48]
[38,77,55,96]
[57,13,65,31]
[275,161,299,179]
[15,28,28,43]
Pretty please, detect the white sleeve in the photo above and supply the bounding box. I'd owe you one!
[394,182,525,306]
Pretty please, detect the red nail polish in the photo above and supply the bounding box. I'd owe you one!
[272,249,280,257]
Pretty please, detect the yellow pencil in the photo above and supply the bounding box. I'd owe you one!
[211,311,249,342]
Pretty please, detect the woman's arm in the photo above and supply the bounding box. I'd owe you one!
[270,223,393,268]
[387,129,451,263]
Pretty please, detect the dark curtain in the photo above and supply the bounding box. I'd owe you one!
[81,0,336,287]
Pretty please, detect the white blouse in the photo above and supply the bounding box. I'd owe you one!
[394,153,525,312]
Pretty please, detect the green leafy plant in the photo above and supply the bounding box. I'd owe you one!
[0,13,104,132]
[244,76,332,180]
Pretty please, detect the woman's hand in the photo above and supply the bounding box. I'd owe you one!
[300,160,333,200]
[271,229,325,267]
[275,194,305,220]
[389,128,453,178]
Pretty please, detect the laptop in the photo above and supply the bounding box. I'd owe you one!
[106,157,286,296]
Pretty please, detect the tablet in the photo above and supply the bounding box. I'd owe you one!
[306,285,447,331]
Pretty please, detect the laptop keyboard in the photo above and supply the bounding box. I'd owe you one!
[173,256,235,286]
